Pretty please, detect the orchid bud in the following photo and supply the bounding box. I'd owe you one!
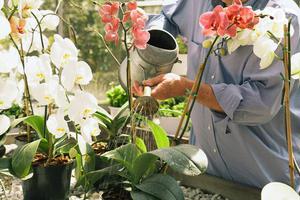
[219,48,226,56]
[202,39,213,48]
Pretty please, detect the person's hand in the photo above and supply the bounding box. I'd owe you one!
[142,73,191,100]
[132,81,144,96]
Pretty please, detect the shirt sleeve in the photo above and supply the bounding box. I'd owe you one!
[210,16,300,126]
[146,0,191,38]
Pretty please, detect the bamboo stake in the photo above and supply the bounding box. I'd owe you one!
[283,23,295,188]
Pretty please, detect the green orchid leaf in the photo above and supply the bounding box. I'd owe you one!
[149,144,208,176]
[131,191,159,200]
[147,120,170,148]
[132,153,157,184]
[76,164,122,188]
[23,115,48,139]
[11,139,41,178]
[135,174,184,200]
[102,144,140,174]
[136,137,147,153]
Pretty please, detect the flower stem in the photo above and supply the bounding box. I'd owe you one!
[120,8,136,143]
[95,30,121,66]
[283,21,295,188]
[173,36,219,145]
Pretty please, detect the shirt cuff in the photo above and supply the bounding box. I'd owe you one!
[210,84,243,120]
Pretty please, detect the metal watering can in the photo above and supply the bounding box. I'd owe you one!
[119,29,179,89]
[119,29,179,116]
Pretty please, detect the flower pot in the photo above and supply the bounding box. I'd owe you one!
[22,161,73,200]
[109,106,122,118]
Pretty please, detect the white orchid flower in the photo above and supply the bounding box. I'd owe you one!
[80,118,101,143]
[68,91,99,124]
[253,8,293,42]
[24,54,52,84]
[61,61,93,91]
[0,78,19,110]
[261,182,300,200]
[0,115,10,136]
[38,10,60,31]
[50,34,78,68]
[253,36,278,69]
[18,0,44,18]
[291,53,300,80]
[0,1,12,40]
[15,80,25,107]
[47,110,69,139]
[227,29,255,54]
[55,85,69,109]
[21,32,49,53]
[0,47,20,73]
[30,76,59,106]
[27,10,60,31]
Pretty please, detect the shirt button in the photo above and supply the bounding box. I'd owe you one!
[211,75,215,79]
[208,126,211,130]
[213,149,217,153]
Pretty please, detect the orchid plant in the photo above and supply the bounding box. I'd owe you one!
[0,0,108,182]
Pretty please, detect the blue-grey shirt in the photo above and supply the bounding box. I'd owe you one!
[148,0,300,190]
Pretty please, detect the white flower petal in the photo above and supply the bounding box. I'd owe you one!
[24,54,52,84]
[39,10,60,31]
[0,0,4,9]
[227,39,240,54]
[68,91,98,124]
[30,77,59,106]
[260,52,275,69]
[47,110,69,138]
[261,182,300,200]
[80,118,100,143]
[0,15,11,40]
[0,47,20,73]
[0,79,19,109]
[0,115,10,136]
[291,53,300,79]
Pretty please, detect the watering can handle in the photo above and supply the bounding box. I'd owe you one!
[143,86,152,97]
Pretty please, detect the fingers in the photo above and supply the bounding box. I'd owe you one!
[142,74,165,87]
[132,81,144,96]
[151,83,168,100]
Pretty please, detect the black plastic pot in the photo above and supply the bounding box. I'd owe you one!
[22,161,73,200]
[0,145,5,158]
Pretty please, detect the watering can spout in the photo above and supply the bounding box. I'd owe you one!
[119,29,179,89]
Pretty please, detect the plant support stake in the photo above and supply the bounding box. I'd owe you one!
[283,22,295,188]
[173,37,219,145]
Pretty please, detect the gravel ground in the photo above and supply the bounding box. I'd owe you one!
[0,174,229,200]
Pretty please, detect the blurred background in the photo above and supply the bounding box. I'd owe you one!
[42,0,300,101]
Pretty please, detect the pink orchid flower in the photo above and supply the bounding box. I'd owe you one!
[127,1,137,10]
[132,28,150,49]
[199,5,237,37]
[130,9,148,29]
[104,17,120,44]
[99,2,119,23]
[226,0,258,29]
